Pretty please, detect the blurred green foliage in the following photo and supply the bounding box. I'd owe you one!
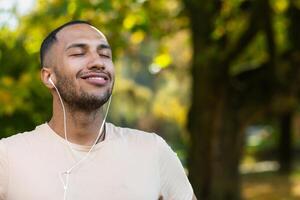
[0,0,191,162]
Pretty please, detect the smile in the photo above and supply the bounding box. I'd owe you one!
[80,72,110,86]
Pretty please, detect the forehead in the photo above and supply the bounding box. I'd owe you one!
[55,24,108,47]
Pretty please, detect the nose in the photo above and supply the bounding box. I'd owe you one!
[87,52,105,70]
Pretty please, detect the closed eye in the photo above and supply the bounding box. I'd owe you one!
[71,53,85,57]
[100,54,111,58]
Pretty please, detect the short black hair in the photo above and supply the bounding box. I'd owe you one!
[40,20,92,67]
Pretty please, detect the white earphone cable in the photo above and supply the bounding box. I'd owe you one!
[50,78,112,200]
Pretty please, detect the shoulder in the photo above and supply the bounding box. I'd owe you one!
[0,140,8,199]
[107,122,164,144]
[0,127,42,198]
[0,123,48,151]
[106,122,171,156]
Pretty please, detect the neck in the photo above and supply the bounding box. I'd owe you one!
[49,98,106,146]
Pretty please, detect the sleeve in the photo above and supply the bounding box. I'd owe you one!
[156,136,193,200]
[0,140,8,200]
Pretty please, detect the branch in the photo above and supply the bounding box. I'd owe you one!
[221,0,270,73]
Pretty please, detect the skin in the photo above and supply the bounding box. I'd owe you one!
[41,24,114,146]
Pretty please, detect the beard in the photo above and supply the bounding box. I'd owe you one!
[54,72,112,112]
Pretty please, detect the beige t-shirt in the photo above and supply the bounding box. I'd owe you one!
[0,123,193,200]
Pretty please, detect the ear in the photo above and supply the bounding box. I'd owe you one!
[41,67,55,89]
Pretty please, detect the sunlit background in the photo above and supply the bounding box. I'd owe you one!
[0,0,35,28]
[1,0,300,199]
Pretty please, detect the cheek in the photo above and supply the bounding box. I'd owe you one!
[110,66,115,80]
[64,58,85,69]
[62,57,86,76]
[105,60,115,73]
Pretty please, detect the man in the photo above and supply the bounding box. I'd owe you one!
[0,20,196,200]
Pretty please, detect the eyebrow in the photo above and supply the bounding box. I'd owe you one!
[65,43,111,51]
[65,43,86,51]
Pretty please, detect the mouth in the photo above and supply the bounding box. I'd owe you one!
[80,72,110,86]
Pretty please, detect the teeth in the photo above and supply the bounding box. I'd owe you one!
[87,77,104,80]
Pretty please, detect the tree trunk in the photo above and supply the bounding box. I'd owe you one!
[187,74,244,200]
[278,112,292,173]
[183,0,275,199]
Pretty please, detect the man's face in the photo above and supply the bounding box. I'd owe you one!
[51,24,114,111]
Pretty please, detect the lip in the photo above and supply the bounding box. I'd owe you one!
[80,72,110,86]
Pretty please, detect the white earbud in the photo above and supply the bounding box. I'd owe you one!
[49,77,55,86]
